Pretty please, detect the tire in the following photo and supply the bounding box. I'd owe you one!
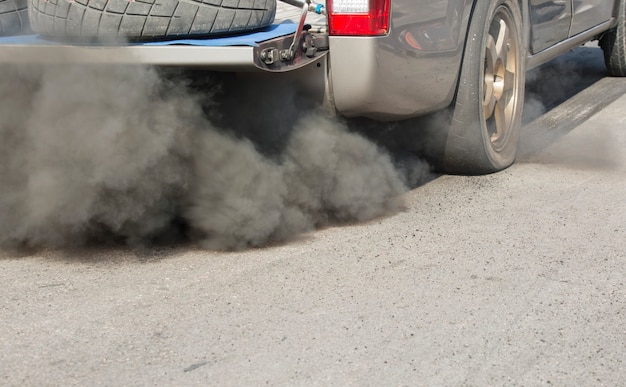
[28,0,276,41]
[443,0,526,174]
[600,0,626,76]
[0,0,31,36]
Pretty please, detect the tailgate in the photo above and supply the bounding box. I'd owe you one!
[0,1,328,72]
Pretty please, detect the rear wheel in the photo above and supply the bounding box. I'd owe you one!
[443,0,526,174]
[28,0,276,41]
[600,0,626,76]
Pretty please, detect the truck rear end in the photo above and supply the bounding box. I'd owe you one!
[0,0,472,121]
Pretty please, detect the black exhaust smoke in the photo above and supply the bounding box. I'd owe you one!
[0,64,420,250]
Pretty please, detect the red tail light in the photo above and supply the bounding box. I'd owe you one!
[327,0,391,36]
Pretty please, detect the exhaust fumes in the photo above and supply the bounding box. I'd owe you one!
[186,113,407,250]
[1,65,196,247]
[0,64,415,250]
[519,44,625,169]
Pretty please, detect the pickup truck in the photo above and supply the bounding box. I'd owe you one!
[1,0,625,174]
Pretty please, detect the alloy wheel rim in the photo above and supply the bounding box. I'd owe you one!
[483,5,519,150]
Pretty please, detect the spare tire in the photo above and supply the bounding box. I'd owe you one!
[0,0,31,35]
[28,0,276,41]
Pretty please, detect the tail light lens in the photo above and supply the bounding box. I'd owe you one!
[327,0,391,36]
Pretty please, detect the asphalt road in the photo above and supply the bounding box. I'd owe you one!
[1,47,625,385]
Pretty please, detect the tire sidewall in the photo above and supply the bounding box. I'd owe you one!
[446,0,526,173]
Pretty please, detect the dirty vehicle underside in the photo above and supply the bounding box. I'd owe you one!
[1,0,625,174]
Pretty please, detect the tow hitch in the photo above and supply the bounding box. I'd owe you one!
[257,0,329,71]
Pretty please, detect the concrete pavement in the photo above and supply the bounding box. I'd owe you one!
[1,84,626,386]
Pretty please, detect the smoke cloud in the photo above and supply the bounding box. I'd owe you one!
[0,64,414,250]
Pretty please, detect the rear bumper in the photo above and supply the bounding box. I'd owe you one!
[0,38,254,68]
[328,35,462,121]
[0,24,327,72]
[327,0,473,121]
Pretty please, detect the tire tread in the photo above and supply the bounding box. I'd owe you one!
[0,0,31,35]
[28,0,276,39]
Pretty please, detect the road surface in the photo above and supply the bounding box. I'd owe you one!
[1,47,625,386]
